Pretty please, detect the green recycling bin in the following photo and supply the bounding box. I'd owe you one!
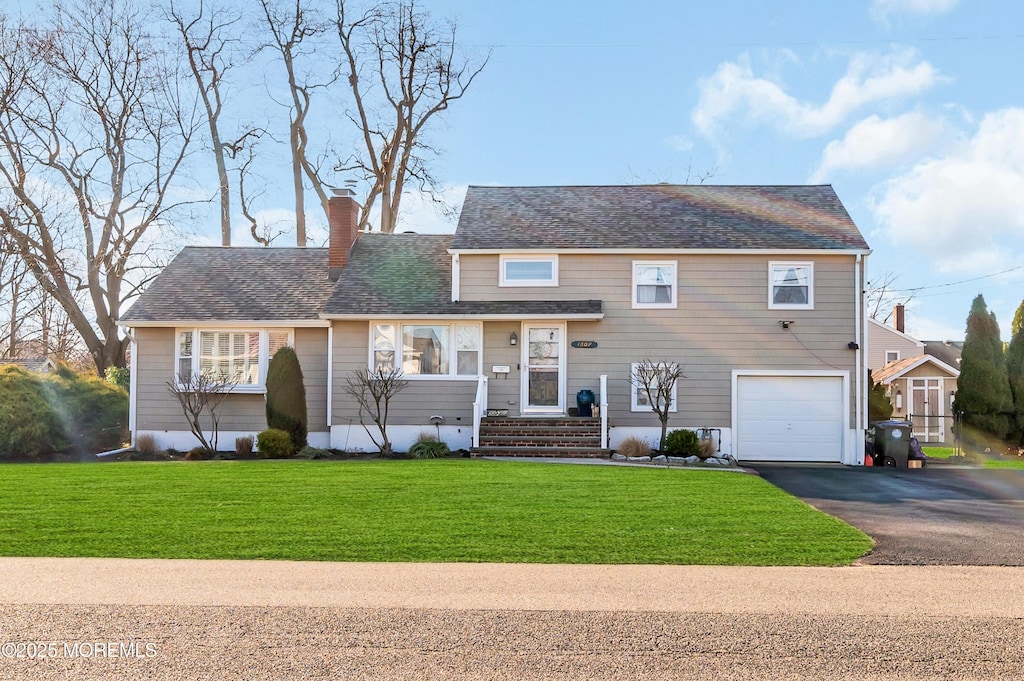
[869,420,912,468]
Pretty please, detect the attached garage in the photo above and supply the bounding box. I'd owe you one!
[733,373,847,462]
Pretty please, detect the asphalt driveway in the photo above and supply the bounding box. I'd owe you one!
[753,464,1024,565]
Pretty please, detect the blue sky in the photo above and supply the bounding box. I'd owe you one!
[399,0,1023,342]
[12,0,1024,341]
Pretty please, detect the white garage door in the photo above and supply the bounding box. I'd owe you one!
[736,375,844,462]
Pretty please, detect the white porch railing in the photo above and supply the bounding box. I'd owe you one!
[599,374,609,449]
[472,374,489,448]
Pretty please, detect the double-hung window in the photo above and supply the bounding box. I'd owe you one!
[632,261,677,308]
[371,322,481,378]
[175,328,292,390]
[769,262,814,309]
[630,362,678,412]
[499,255,558,287]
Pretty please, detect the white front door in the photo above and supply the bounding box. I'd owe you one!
[521,323,565,414]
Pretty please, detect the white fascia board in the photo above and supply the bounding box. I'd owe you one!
[448,247,872,256]
[867,318,925,347]
[879,355,961,381]
[320,312,605,321]
[119,319,331,328]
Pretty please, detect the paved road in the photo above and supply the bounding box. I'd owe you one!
[753,464,1024,565]
[3,559,1024,680]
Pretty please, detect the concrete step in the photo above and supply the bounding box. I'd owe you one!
[471,446,611,459]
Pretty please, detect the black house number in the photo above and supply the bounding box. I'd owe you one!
[571,340,598,349]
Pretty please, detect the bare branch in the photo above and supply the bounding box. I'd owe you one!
[342,366,408,454]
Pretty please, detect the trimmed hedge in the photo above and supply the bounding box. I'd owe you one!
[664,428,701,457]
[257,428,295,458]
[0,364,128,458]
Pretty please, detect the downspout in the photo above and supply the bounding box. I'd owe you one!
[855,253,864,464]
[127,328,138,449]
[326,324,334,431]
[451,253,460,302]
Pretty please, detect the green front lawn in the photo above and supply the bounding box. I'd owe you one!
[0,460,871,566]
[985,458,1024,469]
[922,446,956,459]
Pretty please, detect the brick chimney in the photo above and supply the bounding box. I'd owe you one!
[893,303,905,334]
[328,188,359,281]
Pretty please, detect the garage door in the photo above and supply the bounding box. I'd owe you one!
[736,375,844,462]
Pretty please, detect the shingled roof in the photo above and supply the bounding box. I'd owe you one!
[451,185,869,251]
[321,233,602,318]
[120,247,334,323]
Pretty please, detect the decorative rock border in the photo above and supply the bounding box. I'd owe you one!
[611,453,738,467]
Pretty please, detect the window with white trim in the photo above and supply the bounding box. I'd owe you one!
[769,262,813,309]
[175,328,293,389]
[630,362,678,412]
[885,350,901,364]
[499,255,558,287]
[632,261,677,308]
[371,322,481,378]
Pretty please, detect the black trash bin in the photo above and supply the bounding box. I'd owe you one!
[576,389,595,417]
[868,420,912,468]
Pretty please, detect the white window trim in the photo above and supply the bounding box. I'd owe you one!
[885,350,901,363]
[632,260,678,309]
[173,328,294,393]
[630,362,679,413]
[768,261,814,310]
[368,321,483,380]
[499,254,559,287]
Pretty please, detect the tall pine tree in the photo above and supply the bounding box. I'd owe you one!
[955,294,1012,442]
[1006,297,1024,448]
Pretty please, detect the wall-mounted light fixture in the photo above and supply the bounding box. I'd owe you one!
[895,388,903,411]
[509,331,518,346]
[779,320,794,329]
[847,341,860,350]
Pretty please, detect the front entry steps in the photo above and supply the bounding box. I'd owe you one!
[472,417,609,458]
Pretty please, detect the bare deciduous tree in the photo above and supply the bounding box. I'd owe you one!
[167,370,236,453]
[335,0,489,233]
[169,0,246,246]
[256,0,336,247]
[0,1,198,375]
[865,271,916,324]
[631,359,686,452]
[343,366,408,454]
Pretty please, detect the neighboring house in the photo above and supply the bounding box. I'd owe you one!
[1,357,56,373]
[119,184,872,464]
[867,305,960,443]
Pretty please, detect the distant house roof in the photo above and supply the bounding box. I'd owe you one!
[321,234,602,318]
[1,357,55,373]
[120,247,335,324]
[873,355,960,384]
[452,185,869,251]
[923,340,963,369]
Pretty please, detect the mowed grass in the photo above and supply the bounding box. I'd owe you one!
[0,460,871,565]
[922,446,956,459]
[986,457,1024,469]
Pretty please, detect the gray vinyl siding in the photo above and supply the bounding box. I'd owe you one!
[134,326,329,435]
[460,253,862,427]
[330,321,476,429]
[867,321,923,371]
[294,328,329,433]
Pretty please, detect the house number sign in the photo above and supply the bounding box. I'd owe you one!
[571,340,598,349]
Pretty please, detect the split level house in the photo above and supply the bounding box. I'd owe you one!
[119,184,874,464]
[868,304,961,444]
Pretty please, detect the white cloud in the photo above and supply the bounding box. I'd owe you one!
[870,108,1024,272]
[872,0,960,20]
[692,49,942,140]
[811,111,949,182]
[663,134,694,153]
